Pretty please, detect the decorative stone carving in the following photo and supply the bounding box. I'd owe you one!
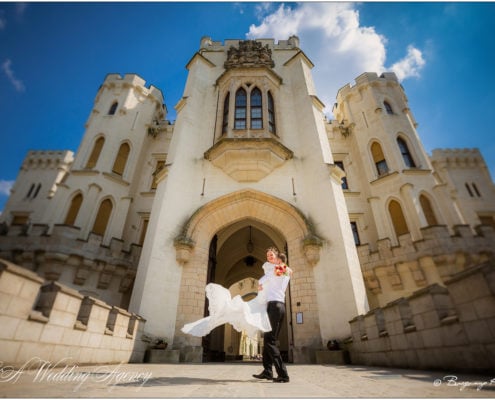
[302,235,323,266]
[204,138,293,182]
[174,236,195,265]
[224,40,275,70]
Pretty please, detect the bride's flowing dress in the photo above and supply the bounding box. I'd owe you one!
[181,282,272,339]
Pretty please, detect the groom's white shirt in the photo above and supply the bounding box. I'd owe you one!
[259,261,290,303]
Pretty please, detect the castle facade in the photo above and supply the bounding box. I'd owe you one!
[1,37,494,363]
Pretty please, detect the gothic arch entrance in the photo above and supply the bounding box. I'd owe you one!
[202,221,293,362]
[174,189,322,363]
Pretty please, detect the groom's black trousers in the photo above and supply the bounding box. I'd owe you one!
[262,301,289,378]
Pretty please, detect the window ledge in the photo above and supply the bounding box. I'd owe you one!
[370,170,399,184]
[402,168,432,175]
[102,172,130,186]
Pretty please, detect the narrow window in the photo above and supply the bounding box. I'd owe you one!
[108,102,118,115]
[335,161,349,190]
[397,137,416,168]
[250,88,262,129]
[26,183,35,198]
[222,93,230,134]
[350,221,361,245]
[384,101,393,115]
[389,200,409,237]
[64,193,83,226]
[92,199,112,236]
[268,91,276,134]
[371,142,389,176]
[138,218,149,245]
[151,160,165,190]
[472,183,481,197]
[234,88,247,129]
[86,137,105,169]
[465,183,474,197]
[419,194,438,226]
[33,183,41,199]
[112,143,130,176]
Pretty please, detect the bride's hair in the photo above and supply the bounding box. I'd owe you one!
[279,253,287,264]
[266,246,279,255]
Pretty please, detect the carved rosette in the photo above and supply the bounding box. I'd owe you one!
[224,40,275,70]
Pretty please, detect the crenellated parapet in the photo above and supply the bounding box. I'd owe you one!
[347,261,495,372]
[0,258,147,367]
[431,148,487,170]
[20,150,74,172]
[357,224,495,307]
[98,73,164,107]
[0,224,142,307]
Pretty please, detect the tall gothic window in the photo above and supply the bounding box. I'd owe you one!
[108,102,118,115]
[222,93,230,134]
[92,198,112,236]
[388,200,409,237]
[250,88,262,129]
[419,194,438,226]
[64,193,83,226]
[268,91,276,134]
[234,88,247,129]
[371,142,389,176]
[397,137,416,168]
[112,143,130,176]
[86,137,105,169]
[384,101,393,115]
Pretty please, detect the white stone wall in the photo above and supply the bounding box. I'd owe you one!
[0,259,147,367]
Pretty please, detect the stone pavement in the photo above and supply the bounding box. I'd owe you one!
[0,361,494,398]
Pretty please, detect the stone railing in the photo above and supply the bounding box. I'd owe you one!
[357,224,495,307]
[347,261,495,373]
[0,258,147,367]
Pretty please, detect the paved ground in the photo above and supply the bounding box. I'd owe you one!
[0,362,494,398]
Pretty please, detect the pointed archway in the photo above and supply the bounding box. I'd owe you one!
[173,189,322,362]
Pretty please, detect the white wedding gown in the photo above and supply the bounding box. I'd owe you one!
[181,282,272,339]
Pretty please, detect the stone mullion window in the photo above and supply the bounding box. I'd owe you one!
[234,88,247,130]
[250,88,262,129]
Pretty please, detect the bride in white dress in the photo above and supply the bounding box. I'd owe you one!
[181,261,276,339]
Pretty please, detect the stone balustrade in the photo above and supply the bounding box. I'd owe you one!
[0,258,147,367]
[347,261,495,372]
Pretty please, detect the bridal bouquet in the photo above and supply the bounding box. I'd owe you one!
[274,264,289,276]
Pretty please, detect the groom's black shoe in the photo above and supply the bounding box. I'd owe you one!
[253,371,273,380]
[273,376,290,383]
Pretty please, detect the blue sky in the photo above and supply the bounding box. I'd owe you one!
[1,2,495,212]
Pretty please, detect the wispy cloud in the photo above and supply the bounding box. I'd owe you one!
[2,59,25,92]
[247,3,426,115]
[0,10,6,30]
[0,180,14,196]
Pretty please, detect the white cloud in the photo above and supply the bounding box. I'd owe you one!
[2,59,25,92]
[0,180,14,196]
[247,3,425,115]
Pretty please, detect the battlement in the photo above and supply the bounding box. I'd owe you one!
[357,224,495,307]
[0,258,147,367]
[337,71,400,100]
[199,36,301,52]
[0,224,142,306]
[431,148,486,169]
[21,150,74,171]
[101,73,164,104]
[347,261,495,372]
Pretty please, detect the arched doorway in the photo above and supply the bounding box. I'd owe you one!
[173,189,322,363]
[201,221,293,362]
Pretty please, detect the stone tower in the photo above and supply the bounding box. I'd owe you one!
[129,37,369,363]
